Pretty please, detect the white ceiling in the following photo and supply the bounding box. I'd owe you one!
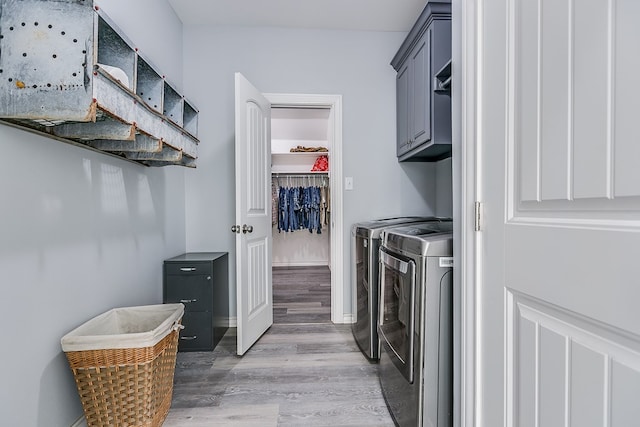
[167,0,430,32]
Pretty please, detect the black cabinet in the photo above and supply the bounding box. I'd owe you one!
[163,252,229,352]
[391,1,452,162]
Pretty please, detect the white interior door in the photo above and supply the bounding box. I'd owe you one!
[475,0,640,425]
[234,72,273,356]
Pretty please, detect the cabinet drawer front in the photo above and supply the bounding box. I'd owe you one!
[165,262,212,275]
[178,311,213,351]
[165,275,212,311]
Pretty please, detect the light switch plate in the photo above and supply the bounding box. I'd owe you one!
[345,177,353,190]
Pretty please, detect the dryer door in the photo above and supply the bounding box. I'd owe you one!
[352,232,375,358]
[378,247,417,383]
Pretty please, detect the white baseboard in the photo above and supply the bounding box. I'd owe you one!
[342,314,355,324]
[228,313,356,328]
[71,416,86,427]
[228,314,353,326]
[272,261,329,267]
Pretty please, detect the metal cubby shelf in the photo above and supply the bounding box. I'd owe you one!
[0,0,199,167]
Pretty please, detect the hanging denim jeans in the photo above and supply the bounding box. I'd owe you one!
[278,187,289,231]
[276,183,327,233]
[289,187,299,231]
[310,186,322,234]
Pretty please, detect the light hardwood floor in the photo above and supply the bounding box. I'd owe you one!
[164,266,395,427]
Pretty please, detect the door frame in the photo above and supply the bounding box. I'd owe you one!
[453,0,480,425]
[264,93,345,324]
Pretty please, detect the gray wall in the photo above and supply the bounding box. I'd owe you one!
[182,25,446,318]
[0,1,186,425]
[436,157,454,217]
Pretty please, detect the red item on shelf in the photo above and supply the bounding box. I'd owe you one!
[311,155,329,172]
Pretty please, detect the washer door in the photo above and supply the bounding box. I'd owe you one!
[378,247,416,383]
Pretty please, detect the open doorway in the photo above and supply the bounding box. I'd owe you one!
[271,107,331,324]
[265,93,345,325]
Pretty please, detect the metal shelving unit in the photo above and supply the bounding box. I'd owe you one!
[0,0,199,167]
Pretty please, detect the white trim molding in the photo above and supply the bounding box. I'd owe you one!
[228,316,238,328]
[264,93,345,324]
[454,0,480,425]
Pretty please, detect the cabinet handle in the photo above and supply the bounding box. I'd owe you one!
[180,267,196,272]
[180,299,197,304]
[180,336,197,340]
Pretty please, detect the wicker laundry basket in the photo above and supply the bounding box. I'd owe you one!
[61,303,184,427]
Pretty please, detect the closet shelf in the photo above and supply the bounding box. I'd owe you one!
[0,0,199,167]
[272,152,329,158]
[271,152,329,174]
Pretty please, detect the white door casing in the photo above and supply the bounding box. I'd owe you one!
[264,93,345,324]
[235,72,273,356]
[468,0,640,426]
[452,0,478,425]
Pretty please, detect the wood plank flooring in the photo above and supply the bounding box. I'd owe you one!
[164,266,395,426]
[273,266,331,324]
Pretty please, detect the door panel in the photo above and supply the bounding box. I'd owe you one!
[234,72,272,356]
[508,292,640,426]
[514,0,640,218]
[410,31,430,145]
[396,63,410,156]
[478,0,640,425]
[572,0,609,200]
[613,1,640,198]
[246,240,268,318]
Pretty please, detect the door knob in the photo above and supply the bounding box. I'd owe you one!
[242,224,253,234]
[231,225,240,234]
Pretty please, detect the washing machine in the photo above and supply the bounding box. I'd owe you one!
[377,221,453,427]
[351,216,450,360]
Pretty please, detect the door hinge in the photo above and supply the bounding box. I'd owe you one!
[474,201,482,231]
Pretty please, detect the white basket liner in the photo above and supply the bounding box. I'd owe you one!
[61,303,184,352]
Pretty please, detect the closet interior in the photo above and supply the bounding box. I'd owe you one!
[271,107,332,324]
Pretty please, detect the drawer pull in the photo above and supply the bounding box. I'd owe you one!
[180,267,197,272]
[180,336,197,340]
[180,299,197,304]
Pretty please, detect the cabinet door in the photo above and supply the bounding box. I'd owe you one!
[410,30,431,147]
[396,61,411,157]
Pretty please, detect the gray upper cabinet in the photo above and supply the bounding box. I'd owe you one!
[392,1,452,162]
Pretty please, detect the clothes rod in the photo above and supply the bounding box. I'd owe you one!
[271,172,329,177]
